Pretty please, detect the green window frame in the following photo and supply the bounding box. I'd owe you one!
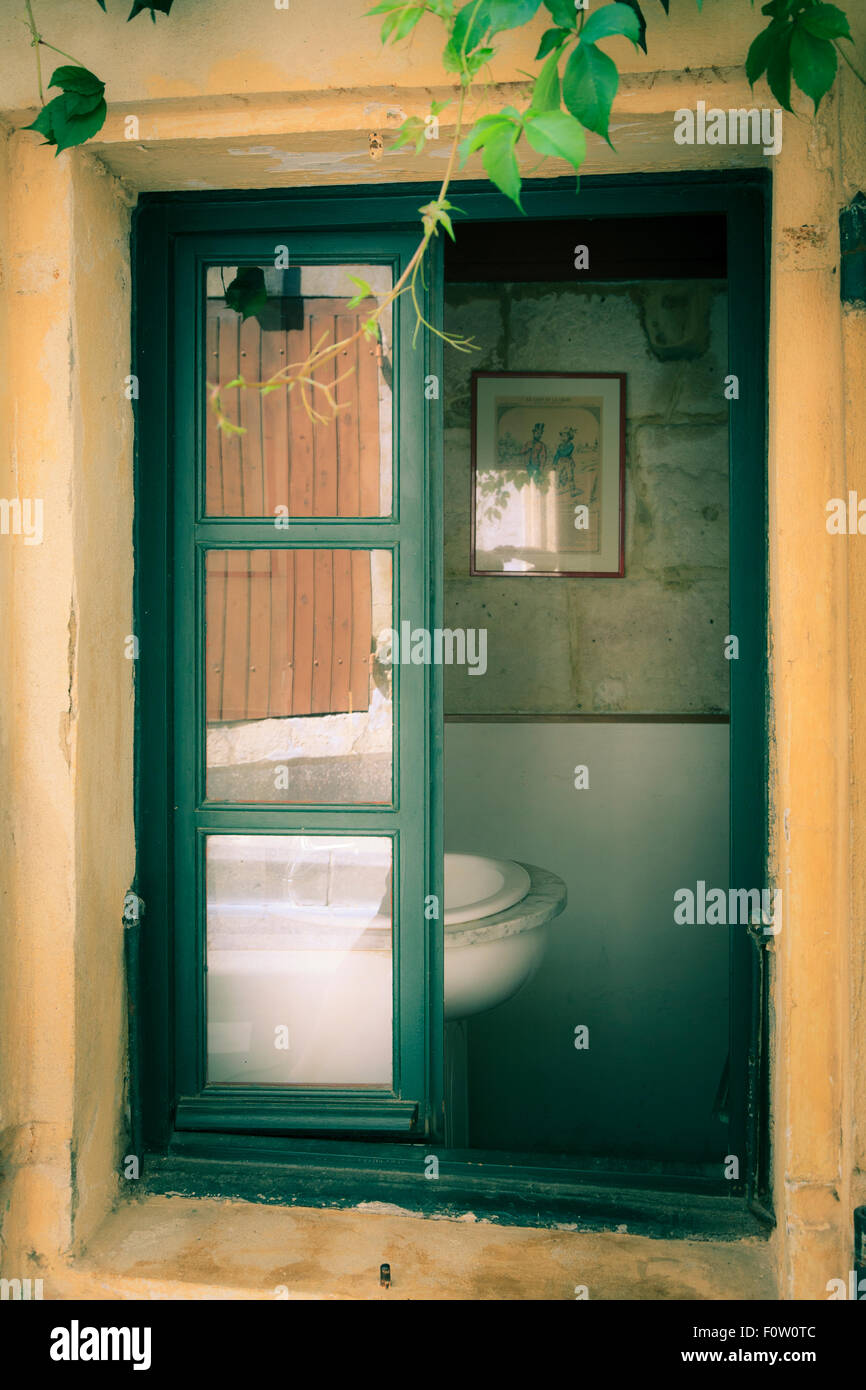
[136,212,445,1145]
[134,175,770,1232]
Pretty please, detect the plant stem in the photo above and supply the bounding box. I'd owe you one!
[23,0,44,104]
[39,38,90,65]
[836,40,866,87]
[23,0,90,107]
[224,84,471,423]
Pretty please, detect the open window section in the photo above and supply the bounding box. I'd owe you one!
[170,229,440,1137]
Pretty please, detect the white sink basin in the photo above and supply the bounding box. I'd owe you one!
[444,853,531,926]
[443,856,565,1021]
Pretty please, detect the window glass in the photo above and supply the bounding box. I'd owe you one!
[206,834,393,1087]
[204,263,393,517]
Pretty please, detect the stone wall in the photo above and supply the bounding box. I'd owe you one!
[443,281,730,715]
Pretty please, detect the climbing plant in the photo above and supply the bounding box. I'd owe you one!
[17,0,865,426]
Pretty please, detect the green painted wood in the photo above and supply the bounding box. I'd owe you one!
[165,225,441,1133]
[725,184,770,1209]
[175,1094,419,1133]
[133,199,175,1150]
[145,1143,771,1241]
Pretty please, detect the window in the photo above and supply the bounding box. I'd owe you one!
[135,181,768,1226]
[138,222,442,1140]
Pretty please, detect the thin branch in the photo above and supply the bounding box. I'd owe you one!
[212,83,471,433]
[23,0,44,104]
[38,37,91,65]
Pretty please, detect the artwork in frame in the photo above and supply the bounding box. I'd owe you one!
[470,372,626,577]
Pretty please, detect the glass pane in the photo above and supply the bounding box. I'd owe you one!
[206,835,393,1087]
[204,263,393,517]
[205,548,392,804]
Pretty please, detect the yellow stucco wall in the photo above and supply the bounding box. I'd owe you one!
[0,0,864,1299]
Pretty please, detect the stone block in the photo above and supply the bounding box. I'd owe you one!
[443,288,506,428]
[567,578,730,713]
[498,282,728,421]
[631,423,729,576]
[444,577,574,713]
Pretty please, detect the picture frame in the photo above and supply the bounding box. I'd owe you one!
[470,371,626,578]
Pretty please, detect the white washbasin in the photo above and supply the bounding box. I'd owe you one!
[206,845,563,1078]
[444,853,531,926]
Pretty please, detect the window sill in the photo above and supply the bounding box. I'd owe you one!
[52,1189,775,1302]
[145,1136,773,1243]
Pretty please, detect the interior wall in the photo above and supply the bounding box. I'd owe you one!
[444,279,730,716]
[446,722,730,1163]
[443,274,731,1164]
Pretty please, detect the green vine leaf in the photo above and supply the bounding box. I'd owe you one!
[524,109,587,170]
[766,23,794,111]
[479,119,523,208]
[800,3,852,42]
[48,64,103,94]
[531,46,562,110]
[620,0,648,54]
[745,20,786,86]
[790,25,838,112]
[346,274,375,308]
[391,114,427,152]
[224,266,268,322]
[535,26,569,59]
[420,197,460,240]
[24,97,108,153]
[453,0,542,55]
[128,0,176,18]
[580,2,642,47]
[542,0,576,25]
[368,2,425,45]
[562,40,619,146]
[458,111,514,164]
[23,65,107,154]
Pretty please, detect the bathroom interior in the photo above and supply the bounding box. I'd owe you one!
[202,207,732,1186]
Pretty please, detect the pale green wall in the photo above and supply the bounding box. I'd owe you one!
[446,722,730,1165]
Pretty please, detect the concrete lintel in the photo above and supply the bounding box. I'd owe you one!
[6,71,775,194]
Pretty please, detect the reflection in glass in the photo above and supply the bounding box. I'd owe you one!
[205,263,393,518]
[205,548,393,804]
[206,835,393,1087]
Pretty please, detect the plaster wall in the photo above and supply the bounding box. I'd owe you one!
[0,133,134,1266]
[0,0,805,109]
[0,0,863,1300]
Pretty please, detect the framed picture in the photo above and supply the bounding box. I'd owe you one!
[470,371,626,577]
